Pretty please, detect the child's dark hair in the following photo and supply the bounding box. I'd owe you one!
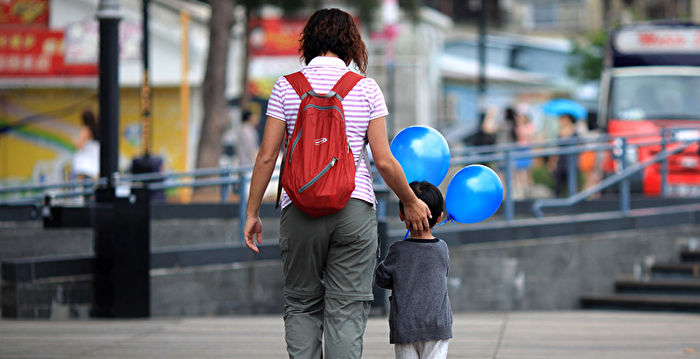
[399,181,444,228]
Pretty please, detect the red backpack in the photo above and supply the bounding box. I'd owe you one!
[277,71,365,217]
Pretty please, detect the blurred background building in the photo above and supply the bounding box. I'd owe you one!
[0,0,212,190]
[2,0,700,201]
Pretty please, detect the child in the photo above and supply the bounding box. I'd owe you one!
[375,181,453,359]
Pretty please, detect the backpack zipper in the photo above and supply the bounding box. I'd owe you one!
[289,128,302,164]
[302,104,345,121]
[298,157,337,193]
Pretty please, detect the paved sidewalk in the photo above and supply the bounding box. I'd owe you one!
[1,311,699,358]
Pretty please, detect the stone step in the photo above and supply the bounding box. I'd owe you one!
[580,294,700,312]
[681,250,700,263]
[651,262,700,279]
[615,277,700,296]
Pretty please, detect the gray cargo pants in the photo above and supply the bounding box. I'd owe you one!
[279,199,378,359]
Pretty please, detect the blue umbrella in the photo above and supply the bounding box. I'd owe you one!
[541,98,588,120]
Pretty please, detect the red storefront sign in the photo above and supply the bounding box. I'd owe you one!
[0,29,97,77]
[248,18,306,56]
[0,0,49,26]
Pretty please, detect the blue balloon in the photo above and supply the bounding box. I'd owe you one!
[390,126,451,186]
[445,165,504,223]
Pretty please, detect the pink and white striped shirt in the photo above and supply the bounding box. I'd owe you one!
[266,56,389,208]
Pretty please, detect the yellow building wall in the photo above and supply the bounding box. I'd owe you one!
[0,87,187,187]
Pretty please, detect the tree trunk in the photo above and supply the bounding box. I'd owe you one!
[194,0,235,200]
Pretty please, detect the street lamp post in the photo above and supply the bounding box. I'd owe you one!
[477,0,488,121]
[92,0,151,319]
[96,0,121,190]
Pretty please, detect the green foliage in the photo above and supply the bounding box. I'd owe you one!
[398,0,419,22]
[353,0,380,25]
[567,30,608,83]
[531,164,554,190]
[268,0,314,15]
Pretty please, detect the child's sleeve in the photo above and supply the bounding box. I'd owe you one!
[374,246,397,290]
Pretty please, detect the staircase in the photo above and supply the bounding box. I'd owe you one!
[581,250,700,312]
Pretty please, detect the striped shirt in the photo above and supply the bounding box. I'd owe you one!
[266,56,389,208]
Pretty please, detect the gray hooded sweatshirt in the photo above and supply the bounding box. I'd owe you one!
[375,238,453,344]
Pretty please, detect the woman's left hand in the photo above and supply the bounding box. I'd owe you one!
[401,197,431,233]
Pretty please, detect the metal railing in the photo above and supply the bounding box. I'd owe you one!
[2,127,699,236]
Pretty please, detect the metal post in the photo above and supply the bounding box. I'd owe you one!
[92,0,150,319]
[92,0,122,318]
[140,0,152,156]
[620,137,630,213]
[179,11,191,190]
[97,0,121,189]
[476,0,487,120]
[660,127,668,196]
[504,149,514,221]
[567,151,577,197]
[387,60,395,137]
[220,168,229,202]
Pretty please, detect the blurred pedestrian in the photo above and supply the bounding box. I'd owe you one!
[497,106,517,145]
[550,113,578,197]
[236,110,260,168]
[72,109,99,181]
[242,8,430,359]
[579,111,602,197]
[471,108,498,147]
[514,110,535,196]
[235,109,260,196]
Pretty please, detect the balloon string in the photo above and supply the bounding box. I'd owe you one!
[433,215,456,229]
[403,215,456,240]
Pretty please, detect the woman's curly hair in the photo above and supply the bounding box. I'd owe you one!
[299,8,368,74]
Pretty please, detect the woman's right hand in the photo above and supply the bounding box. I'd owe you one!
[244,215,263,253]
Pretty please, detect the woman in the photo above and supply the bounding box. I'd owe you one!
[73,109,100,181]
[243,8,431,359]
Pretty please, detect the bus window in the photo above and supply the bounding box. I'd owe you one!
[610,75,700,121]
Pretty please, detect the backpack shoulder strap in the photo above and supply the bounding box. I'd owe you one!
[331,71,364,100]
[275,132,288,209]
[284,72,313,99]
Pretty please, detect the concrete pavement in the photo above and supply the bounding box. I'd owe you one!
[1,311,699,358]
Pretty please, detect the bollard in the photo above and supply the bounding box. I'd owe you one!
[92,186,151,318]
[620,138,630,213]
[220,167,230,203]
[504,149,514,221]
[567,151,577,198]
[661,128,668,196]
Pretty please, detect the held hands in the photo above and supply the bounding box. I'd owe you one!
[243,215,263,253]
[403,198,432,232]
